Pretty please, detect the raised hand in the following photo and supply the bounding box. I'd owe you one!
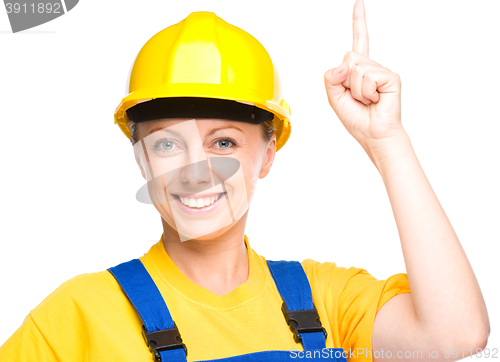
[324,0,405,151]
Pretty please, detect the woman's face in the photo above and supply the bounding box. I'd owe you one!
[133,118,276,241]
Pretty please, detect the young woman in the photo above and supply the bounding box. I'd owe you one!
[0,1,489,361]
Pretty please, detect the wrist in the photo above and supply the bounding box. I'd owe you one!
[361,130,413,171]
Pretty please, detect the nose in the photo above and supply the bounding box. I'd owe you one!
[179,156,212,187]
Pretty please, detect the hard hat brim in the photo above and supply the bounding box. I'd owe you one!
[115,92,291,152]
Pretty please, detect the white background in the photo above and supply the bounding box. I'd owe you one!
[1,0,499,355]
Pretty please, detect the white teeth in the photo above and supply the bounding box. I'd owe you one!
[179,193,223,208]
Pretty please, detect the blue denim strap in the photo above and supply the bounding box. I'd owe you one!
[108,259,188,362]
[266,260,327,351]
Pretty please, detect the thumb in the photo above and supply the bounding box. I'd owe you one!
[324,63,348,106]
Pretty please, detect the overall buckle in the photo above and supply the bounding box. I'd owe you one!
[281,302,328,344]
[142,323,187,361]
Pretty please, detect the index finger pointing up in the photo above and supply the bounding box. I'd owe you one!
[352,0,369,57]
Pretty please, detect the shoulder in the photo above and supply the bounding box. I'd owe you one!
[301,258,376,292]
[2,266,150,361]
[301,258,410,310]
[35,269,120,303]
[29,268,126,323]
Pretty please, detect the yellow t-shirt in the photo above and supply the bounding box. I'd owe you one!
[0,234,411,362]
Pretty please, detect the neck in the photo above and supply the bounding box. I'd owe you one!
[160,214,250,296]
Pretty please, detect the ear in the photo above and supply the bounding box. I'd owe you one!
[259,133,277,179]
[133,143,147,180]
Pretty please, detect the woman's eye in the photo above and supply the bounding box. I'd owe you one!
[213,138,237,151]
[216,140,231,148]
[153,139,180,154]
[160,141,173,150]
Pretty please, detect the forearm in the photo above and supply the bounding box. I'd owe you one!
[366,131,489,348]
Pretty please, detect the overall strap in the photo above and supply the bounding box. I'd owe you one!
[108,259,187,362]
[266,260,327,351]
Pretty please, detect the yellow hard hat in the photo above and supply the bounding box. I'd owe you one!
[114,11,292,151]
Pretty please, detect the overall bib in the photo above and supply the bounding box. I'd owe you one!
[108,259,348,362]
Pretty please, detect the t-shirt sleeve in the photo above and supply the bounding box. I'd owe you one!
[0,313,59,362]
[302,258,411,362]
[0,271,119,362]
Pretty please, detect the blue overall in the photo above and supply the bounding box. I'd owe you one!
[108,258,347,362]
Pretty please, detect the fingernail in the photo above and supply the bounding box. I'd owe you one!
[335,64,346,74]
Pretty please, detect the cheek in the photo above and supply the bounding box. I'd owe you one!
[149,174,177,227]
[211,154,259,202]
[239,155,262,202]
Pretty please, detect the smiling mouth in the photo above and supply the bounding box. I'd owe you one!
[172,192,226,208]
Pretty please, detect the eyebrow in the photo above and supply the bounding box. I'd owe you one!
[206,125,244,137]
[146,126,180,136]
[146,124,244,137]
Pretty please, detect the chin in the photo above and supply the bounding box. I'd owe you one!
[161,210,248,242]
[175,223,235,242]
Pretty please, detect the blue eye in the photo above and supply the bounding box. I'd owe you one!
[159,141,173,150]
[153,139,179,154]
[213,138,237,151]
[217,139,232,148]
